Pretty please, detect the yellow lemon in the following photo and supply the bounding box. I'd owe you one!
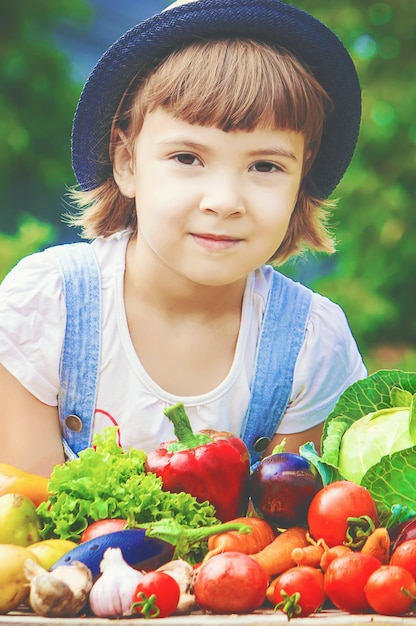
[0,544,40,613]
[27,539,78,570]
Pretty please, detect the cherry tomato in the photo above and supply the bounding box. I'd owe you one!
[132,571,180,619]
[324,552,380,613]
[80,519,128,542]
[365,565,416,616]
[307,481,378,548]
[390,539,416,579]
[273,566,326,618]
[194,552,268,614]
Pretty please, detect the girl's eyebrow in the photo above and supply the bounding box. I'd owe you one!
[157,138,208,152]
[247,147,299,161]
[158,139,299,161]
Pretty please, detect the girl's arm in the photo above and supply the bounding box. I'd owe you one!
[0,364,65,477]
[266,421,324,457]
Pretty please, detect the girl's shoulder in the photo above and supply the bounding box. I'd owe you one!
[254,264,366,388]
[254,264,354,340]
[0,230,130,291]
[1,245,64,302]
[0,247,66,405]
[90,230,130,275]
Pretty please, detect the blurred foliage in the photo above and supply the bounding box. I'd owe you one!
[282,0,416,369]
[0,0,415,371]
[0,215,56,281]
[0,0,92,232]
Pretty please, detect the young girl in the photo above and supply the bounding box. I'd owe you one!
[0,0,366,476]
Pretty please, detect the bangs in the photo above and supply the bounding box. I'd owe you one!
[123,38,332,153]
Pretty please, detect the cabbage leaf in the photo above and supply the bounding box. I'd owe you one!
[300,369,416,514]
[362,445,416,511]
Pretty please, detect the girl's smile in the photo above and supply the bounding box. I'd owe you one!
[190,233,243,251]
[113,108,305,289]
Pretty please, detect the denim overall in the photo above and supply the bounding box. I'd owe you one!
[52,242,312,467]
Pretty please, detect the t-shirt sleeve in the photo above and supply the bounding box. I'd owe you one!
[277,293,367,434]
[0,249,65,405]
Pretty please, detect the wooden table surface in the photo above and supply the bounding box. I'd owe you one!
[4,609,416,626]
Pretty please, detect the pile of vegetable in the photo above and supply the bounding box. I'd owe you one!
[3,373,416,619]
[37,427,220,559]
[37,401,251,566]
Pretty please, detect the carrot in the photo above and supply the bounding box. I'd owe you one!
[361,527,390,564]
[318,540,352,572]
[250,526,309,578]
[266,577,279,604]
[203,516,276,562]
[291,542,324,567]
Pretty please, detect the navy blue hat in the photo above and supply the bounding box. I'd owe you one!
[72,0,361,199]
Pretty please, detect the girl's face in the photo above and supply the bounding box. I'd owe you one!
[115,108,304,287]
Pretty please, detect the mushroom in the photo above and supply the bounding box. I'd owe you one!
[24,558,93,617]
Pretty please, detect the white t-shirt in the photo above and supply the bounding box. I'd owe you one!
[0,231,367,452]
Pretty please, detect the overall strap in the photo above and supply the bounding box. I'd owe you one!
[240,269,312,467]
[51,242,102,460]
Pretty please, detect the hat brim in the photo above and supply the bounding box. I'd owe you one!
[71,0,361,199]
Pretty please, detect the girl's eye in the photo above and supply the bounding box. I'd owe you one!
[251,161,280,173]
[174,153,201,166]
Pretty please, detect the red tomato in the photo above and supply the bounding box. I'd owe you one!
[132,571,180,619]
[273,566,326,618]
[324,553,380,613]
[365,565,416,616]
[307,481,378,547]
[390,539,416,579]
[80,518,128,542]
[194,552,268,614]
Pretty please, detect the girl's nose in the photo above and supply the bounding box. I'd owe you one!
[199,174,245,218]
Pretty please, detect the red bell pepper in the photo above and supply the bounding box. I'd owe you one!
[145,403,250,522]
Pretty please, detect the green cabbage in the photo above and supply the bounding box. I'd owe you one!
[301,370,416,518]
[338,389,416,483]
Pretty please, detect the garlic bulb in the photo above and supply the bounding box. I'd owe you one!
[88,547,144,618]
[157,559,196,613]
[157,559,194,594]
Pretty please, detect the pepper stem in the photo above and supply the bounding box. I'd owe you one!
[164,403,213,452]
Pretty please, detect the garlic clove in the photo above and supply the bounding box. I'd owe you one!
[175,592,197,614]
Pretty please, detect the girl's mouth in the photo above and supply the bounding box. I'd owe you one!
[191,233,243,251]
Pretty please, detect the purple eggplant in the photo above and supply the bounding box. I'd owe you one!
[51,529,173,576]
[389,518,416,553]
[249,452,323,528]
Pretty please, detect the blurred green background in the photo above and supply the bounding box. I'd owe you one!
[1,0,415,373]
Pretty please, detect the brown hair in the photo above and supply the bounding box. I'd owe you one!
[68,38,335,263]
